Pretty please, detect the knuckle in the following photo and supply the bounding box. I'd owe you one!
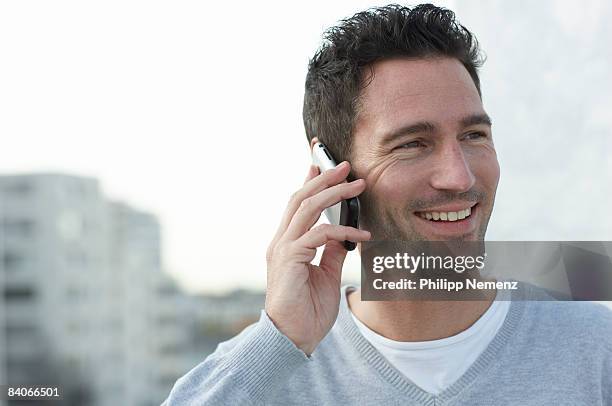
[315,223,332,235]
[332,181,348,195]
[341,181,356,192]
[336,225,350,239]
[320,175,335,188]
[299,197,315,211]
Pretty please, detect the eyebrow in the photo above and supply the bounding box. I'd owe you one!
[380,113,493,145]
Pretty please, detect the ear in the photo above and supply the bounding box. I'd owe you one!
[310,137,320,151]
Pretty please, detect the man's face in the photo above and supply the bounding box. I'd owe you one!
[351,57,499,241]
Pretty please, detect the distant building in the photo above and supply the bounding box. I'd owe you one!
[0,174,106,405]
[0,173,267,405]
[0,174,191,406]
[109,202,197,405]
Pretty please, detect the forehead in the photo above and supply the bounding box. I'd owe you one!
[356,57,484,135]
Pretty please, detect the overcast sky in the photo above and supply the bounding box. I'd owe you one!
[1,0,610,293]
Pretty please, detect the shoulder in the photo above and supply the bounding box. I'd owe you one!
[517,283,612,350]
[537,301,612,336]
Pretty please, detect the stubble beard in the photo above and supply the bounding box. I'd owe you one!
[358,190,495,242]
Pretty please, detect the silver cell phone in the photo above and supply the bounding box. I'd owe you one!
[311,142,361,251]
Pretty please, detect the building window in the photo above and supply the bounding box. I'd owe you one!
[1,219,35,238]
[2,251,24,270]
[4,286,36,300]
[2,181,33,197]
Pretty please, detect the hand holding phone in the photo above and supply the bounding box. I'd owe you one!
[265,151,370,355]
[311,142,361,250]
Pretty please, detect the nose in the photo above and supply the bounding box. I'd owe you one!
[429,142,475,192]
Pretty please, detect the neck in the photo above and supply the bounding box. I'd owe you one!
[347,288,496,341]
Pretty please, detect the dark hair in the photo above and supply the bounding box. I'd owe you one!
[303,3,485,162]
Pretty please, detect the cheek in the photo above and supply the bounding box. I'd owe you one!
[361,156,427,205]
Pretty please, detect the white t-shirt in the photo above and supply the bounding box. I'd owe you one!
[350,290,510,395]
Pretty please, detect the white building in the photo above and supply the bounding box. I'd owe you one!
[109,202,195,405]
[0,174,110,404]
[0,174,191,406]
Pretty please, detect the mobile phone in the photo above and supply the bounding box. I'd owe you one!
[311,142,361,251]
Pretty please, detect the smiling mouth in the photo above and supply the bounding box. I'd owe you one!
[415,204,478,222]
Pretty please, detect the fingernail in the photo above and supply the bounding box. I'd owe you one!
[337,161,348,169]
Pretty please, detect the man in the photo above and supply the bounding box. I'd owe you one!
[164,4,612,405]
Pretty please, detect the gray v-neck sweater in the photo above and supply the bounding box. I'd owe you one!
[163,283,612,405]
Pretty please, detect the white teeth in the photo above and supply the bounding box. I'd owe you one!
[418,207,474,222]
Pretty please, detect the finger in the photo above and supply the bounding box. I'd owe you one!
[274,162,352,243]
[269,164,321,248]
[297,224,371,249]
[319,240,349,280]
[304,164,319,184]
[284,179,366,241]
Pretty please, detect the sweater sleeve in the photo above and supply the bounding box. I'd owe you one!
[161,309,312,406]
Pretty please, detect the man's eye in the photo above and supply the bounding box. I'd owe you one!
[399,140,425,149]
[463,132,487,140]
